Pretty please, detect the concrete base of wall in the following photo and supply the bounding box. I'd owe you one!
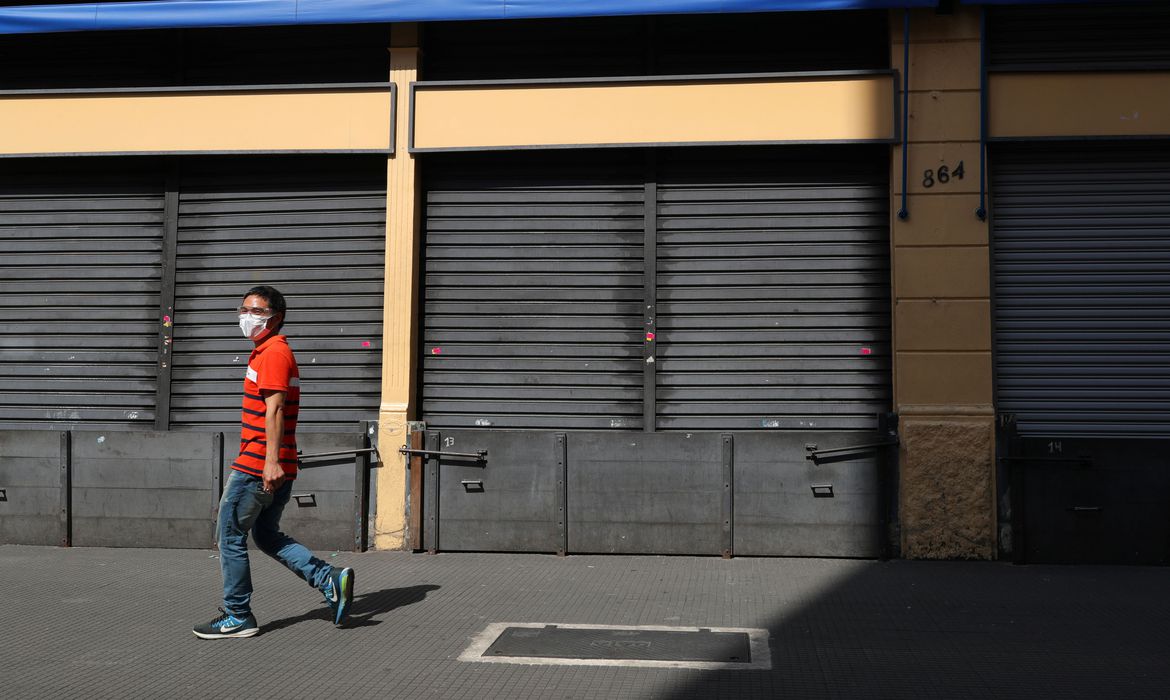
[899,415,996,559]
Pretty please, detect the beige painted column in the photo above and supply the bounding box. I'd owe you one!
[374,23,422,550]
[890,8,997,559]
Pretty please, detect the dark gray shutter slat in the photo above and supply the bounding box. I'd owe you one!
[425,372,644,386]
[424,386,640,400]
[2,280,161,294]
[655,150,892,431]
[169,158,386,433]
[0,165,163,430]
[0,367,155,383]
[422,358,640,372]
[656,415,880,431]
[992,143,1170,438]
[421,153,644,430]
[171,350,378,365]
[424,288,643,301]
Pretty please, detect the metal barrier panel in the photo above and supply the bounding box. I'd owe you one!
[424,430,560,553]
[71,430,218,548]
[0,430,67,546]
[218,431,364,552]
[734,432,884,558]
[280,433,361,553]
[568,432,725,555]
[419,429,886,557]
[1,428,368,551]
[1009,437,1170,565]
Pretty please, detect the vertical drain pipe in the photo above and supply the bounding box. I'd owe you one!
[897,9,911,221]
[976,6,988,221]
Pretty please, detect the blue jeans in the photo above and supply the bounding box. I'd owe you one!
[217,469,333,617]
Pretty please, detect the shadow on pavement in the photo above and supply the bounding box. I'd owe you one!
[657,561,1170,699]
[262,584,441,634]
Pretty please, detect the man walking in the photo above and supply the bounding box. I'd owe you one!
[194,285,354,639]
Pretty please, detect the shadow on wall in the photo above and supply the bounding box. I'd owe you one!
[659,560,1170,699]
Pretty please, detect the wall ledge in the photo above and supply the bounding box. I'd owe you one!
[897,404,995,417]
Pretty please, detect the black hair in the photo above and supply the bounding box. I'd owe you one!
[243,285,287,332]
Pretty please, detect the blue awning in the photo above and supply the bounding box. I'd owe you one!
[959,0,1108,4]
[0,0,941,35]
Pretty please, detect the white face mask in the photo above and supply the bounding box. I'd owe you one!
[239,313,270,339]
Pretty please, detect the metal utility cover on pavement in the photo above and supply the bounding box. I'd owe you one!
[459,623,772,670]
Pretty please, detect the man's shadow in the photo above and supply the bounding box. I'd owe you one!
[263,584,440,634]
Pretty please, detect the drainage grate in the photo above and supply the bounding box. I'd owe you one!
[460,623,772,670]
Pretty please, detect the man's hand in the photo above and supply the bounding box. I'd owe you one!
[262,389,288,493]
[262,459,286,493]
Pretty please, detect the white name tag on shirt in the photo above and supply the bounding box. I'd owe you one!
[245,366,259,383]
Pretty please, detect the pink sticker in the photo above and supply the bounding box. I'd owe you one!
[646,332,656,342]
[431,347,442,355]
[361,341,371,347]
[861,347,873,355]
[162,315,171,323]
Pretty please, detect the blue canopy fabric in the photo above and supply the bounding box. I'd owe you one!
[959,0,1110,4]
[0,0,942,34]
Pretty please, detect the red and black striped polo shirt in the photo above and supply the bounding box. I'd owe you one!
[232,334,300,479]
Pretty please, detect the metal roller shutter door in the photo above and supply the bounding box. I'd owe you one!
[422,149,891,431]
[419,148,893,557]
[420,152,645,430]
[992,143,1170,438]
[168,158,386,433]
[0,161,165,431]
[989,3,1170,70]
[656,147,891,557]
[656,148,892,431]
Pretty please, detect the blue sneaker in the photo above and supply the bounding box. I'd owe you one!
[193,607,259,639]
[323,567,354,626]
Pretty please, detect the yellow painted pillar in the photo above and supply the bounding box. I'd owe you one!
[890,7,997,559]
[374,23,422,550]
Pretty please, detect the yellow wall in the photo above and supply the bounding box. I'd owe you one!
[891,7,996,560]
[412,74,896,150]
[0,88,393,155]
[990,72,1170,138]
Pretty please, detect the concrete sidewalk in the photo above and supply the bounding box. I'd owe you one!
[2,545,1168,699]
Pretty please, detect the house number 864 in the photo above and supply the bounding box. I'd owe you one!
[922,161,965,188]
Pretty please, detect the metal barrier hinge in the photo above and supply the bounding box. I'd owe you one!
[399,446,487,461]
[805,413,899,463]
[298,447,379,465]
[805,440,899,462]
[299,447,381,468]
